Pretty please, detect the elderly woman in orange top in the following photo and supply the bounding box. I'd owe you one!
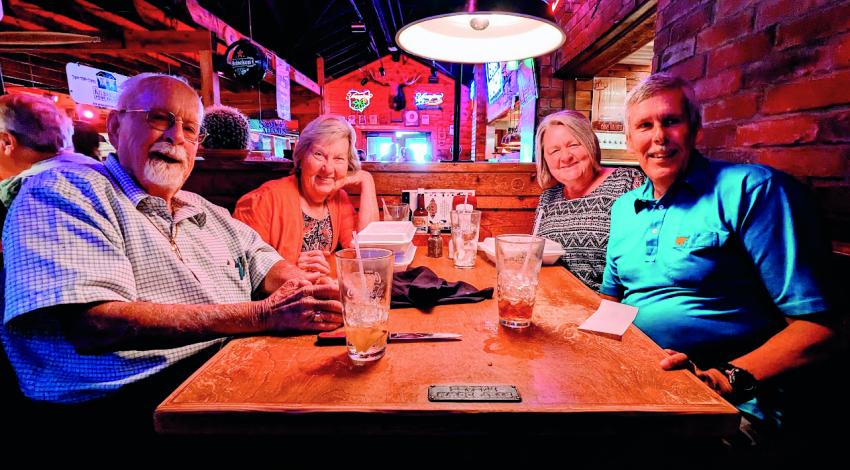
[233,115,379,275]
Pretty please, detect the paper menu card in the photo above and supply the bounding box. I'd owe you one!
[578,299,638,340]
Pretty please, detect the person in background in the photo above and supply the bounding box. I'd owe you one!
[0,94,96,221]
[0,92,100,415]
[233,115,379,276]
[601,73,839,451]
[533,110,644,291]
[1,74,342,438]
[72,121,104,161]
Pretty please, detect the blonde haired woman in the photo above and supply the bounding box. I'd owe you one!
[234,115,379,275]
[534,110,644,291]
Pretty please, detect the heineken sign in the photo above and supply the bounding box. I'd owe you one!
[225,40,268,86]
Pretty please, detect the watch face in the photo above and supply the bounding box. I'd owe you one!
[719,364,757,403]
[727,368,739,385]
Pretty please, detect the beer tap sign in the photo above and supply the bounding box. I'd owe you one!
[224,40,269,87]
[414,92,444,109]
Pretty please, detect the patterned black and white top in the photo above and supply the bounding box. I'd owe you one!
[302,212,333,252]
[535,167,645,291]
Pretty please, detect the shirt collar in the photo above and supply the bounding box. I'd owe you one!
[634,151,710,213]
[105,153,206,227]
[679,151,711,193]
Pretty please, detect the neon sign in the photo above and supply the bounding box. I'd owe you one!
[346,89,373,112]
[414,91,444,109]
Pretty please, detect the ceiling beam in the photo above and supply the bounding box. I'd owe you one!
[8,0,97,32]
[132,0,227,56]
[0,14,46,31]
[72,0,199,66]
[0,30,212,53]
[133,0,194,31]
[6,0,183,69]
[0,12,194,84]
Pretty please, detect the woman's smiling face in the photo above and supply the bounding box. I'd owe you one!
[299,136,350,204]
[542,124,597,186]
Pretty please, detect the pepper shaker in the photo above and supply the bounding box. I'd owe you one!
[427,224,443,258]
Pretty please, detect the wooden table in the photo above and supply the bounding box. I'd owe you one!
[155,251,739,437]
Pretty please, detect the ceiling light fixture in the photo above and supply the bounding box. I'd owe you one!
[396,0,565,64]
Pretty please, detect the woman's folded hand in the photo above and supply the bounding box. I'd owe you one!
[297,250,331,274]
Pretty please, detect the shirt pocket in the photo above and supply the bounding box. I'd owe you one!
[194,231,251,296]
[664,230,730,286]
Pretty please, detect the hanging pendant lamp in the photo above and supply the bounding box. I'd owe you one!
[396,0,566,64]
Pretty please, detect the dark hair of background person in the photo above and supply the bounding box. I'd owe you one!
[72,121,103,160]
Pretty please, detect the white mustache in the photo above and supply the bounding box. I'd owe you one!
[150,142,188,162]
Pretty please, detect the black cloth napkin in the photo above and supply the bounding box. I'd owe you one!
[391,266,493,309]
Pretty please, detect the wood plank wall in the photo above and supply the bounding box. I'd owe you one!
[184,160,542,239]
[362,162,541,239]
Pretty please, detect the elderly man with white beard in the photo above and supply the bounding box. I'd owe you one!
[1,73,342,438]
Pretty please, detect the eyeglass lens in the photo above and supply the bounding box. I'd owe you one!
[144,110,207,143]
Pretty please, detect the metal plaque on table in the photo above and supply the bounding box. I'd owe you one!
[428,385,521,402]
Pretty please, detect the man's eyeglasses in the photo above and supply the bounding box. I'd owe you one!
[120,109,207,144]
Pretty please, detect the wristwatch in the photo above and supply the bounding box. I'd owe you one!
[716,363,758,403]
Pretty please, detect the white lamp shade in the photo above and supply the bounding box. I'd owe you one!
[396,12,565,64]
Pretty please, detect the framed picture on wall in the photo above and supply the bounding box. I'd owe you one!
[420,114,430,125]
[358,114,367,125]
[368,114,378,125]
[347,115,356,124]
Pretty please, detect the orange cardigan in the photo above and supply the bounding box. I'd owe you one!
[233,175,356,262]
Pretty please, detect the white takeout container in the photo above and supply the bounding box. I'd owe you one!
[356,221,416,254]
[477,237,565,265]
[393,243,416,272]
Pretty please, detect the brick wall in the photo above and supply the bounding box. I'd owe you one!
[536,54,568,122]
[323,55,471,161]
[655,0,850,236]
[551,0,653,71]
[539,1,652,123]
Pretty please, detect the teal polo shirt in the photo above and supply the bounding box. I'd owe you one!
[601,153,830,366]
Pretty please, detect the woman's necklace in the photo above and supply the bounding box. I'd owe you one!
[301,196,328,219]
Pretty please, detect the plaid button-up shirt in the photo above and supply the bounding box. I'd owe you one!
[2,155,281,403]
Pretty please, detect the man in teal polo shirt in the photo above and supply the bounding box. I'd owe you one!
[600,73,837,437]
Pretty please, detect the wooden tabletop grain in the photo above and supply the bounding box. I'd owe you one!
[155,251,739,436]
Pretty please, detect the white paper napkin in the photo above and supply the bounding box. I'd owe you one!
[578,299,638,340]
